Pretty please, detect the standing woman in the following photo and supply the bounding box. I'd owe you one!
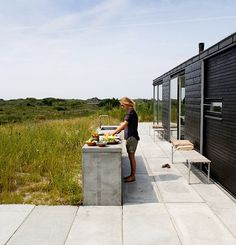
[111,97,140,182]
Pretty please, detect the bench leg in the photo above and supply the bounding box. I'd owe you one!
[187,160,191,184]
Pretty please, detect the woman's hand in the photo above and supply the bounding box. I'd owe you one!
[110,130,116,136]
[112,121,128,135]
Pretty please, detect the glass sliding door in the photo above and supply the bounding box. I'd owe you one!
[170,75,185,140]
[153,85,157,124]
[179,76,185,139]
[170,78,178,139]
[153,84,163,125]
[157,84,163,125]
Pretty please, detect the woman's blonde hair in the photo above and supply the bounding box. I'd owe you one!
[119,97,135,108]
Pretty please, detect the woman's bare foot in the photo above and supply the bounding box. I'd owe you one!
[124,175,136,183]
[123,175,131,180]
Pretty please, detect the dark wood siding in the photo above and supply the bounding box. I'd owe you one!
[162,76,170,140]
[204,46,236,197]
[161,63,202,144]
[184,61,202,150]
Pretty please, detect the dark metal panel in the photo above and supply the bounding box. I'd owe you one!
[204,45,236,197]
[162,76,170,140]
[184,62,202,149]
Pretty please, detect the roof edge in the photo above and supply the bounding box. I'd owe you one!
[153,31,236,85]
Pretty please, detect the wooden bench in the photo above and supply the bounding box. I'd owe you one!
[171,140,211,184]
[149,124,164,140]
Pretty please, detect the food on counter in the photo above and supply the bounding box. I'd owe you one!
[86,138,96,146]
[92,132,99,137]
[101,134,120,144]
[103,134,115,141]
[86,131,121,147]
[91,132,99,141]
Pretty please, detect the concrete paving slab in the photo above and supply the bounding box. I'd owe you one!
[211,207,236,238]
[139,145,164,153]
[139,138,162,146]
[141,143,167,152]
[140,148,167,158]
[156,140,172,152]
[145,157,176,174]
[123,203,181,245]
[123,174,160,204]
[166,203,236,245]
[139,138,159,146]
[154,173,203,203]
[0,205,34,245]
[65,206,122,245]
[7,206,78,245]
[193,184,235,208]
[173,162,190,175]
[139,135,157,144]
[122,155,149,176]
[138,123,151,135]
[192,184,236,237]
[208,203,236,235]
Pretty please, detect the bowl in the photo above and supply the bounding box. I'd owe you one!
[107,139,120,145]
[86,142,96,146]
[97,142,107,147]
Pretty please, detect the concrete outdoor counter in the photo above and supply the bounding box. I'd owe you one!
[82,142,123,206]
[82,143,122,153]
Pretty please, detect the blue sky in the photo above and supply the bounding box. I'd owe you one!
[1,0,236,99]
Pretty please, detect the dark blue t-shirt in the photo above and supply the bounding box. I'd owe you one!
[124,108,140,140]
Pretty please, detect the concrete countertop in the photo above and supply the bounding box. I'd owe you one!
[82,142,122,153]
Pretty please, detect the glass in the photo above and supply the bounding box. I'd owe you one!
[170,78,178,139]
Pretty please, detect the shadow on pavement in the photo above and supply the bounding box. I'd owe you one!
[122,155,160,205]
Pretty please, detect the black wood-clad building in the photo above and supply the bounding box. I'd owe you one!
[153,32,236,197]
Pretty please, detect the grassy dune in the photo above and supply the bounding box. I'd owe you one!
[0,117,101,205]
[0,99,153,205]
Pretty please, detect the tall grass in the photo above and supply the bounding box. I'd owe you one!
[103,101,154,122]
[0,103,152,205]
[0,117,98,205]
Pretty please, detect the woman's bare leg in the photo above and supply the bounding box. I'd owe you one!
[129,152,136,177]
[124,152,136,182]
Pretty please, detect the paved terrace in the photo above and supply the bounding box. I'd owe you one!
[1,122,236,245]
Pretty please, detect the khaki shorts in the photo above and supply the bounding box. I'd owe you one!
[126,136,138,153]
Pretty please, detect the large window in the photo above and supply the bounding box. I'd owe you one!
[170,75,185,140]
[153,83,163,125]
[157,84,163,124]
[170,78,178,139]
[179,76,185,139]
[204,98,222,119]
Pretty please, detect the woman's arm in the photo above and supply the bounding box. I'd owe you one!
[112,121,128,135]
